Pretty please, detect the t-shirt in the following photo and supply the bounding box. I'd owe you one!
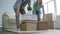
[32,2,44,14]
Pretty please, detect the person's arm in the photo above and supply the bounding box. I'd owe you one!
[27,0,31,7]
[42,5,45,16]
[32,2,37,14]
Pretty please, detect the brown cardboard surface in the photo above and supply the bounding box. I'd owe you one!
[21,20,37,24]
[48,21,54,29]
[43,13,56,21]
[20,20,37,31]
[37,21,48,30]
[20,20,54,31]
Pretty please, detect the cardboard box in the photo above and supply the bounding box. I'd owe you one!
[20,20,37,31]
[43,13,56,21]
[37,21,48,30]
[48,21,54,29]
[42,13,55,29]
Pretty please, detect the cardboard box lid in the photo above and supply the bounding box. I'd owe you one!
[21,20,37,24]
[43,13,56,21]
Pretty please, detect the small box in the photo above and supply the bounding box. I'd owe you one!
[43,13,56,21]
[48,21,54,29]
[37,21,48,30]
[20,20,37,31]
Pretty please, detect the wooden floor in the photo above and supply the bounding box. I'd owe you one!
[0,29,60,34]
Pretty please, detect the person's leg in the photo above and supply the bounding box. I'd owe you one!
[36,10,41,21]
[16,15,20,30]
[14,8,20,30]
[37,14,40,21]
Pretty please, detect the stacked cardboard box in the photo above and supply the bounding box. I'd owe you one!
[43,13,56,21]
[20,20,37,31]
[37,21,48,30]
[43,13,56,29]
[48,21,54,29]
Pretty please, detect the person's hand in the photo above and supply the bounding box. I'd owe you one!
[27,6,32,11]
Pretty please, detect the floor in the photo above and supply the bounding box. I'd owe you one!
[0,29,60,34]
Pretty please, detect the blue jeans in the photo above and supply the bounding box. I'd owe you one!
[36,10,41,21]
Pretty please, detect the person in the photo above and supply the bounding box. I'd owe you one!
[13,0,31,30]
[32,0,45,21]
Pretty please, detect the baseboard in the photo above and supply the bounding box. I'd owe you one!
[56,28,60,29]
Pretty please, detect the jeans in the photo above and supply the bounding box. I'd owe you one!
[36,10,41,21]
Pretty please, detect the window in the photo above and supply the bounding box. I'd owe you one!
[43,0,55,14]
[56,0,60,15]
[44,4,48,14]
[48,1,55,14]
[43,0,52,4]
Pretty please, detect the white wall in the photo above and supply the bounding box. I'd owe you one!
[0,0,16,27]
[55,15,60,28]
[56,0,60,15]
[55,0,60,28]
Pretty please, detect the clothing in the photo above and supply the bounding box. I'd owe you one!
[13,0,31,10]
[36,10,41,21]
[13,0,31,14]
[32,2,44,21]
[20,0,31,9]
[36,3,41,11]
[32,2,44,14]
[20,0,31,14]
